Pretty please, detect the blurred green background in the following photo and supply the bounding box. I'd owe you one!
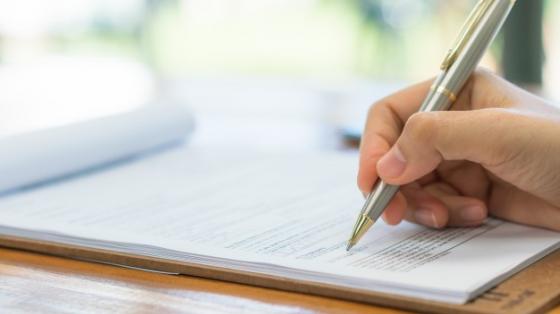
[0,0,555,95]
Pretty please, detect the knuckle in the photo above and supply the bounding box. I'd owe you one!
[403,112,440,142]
[367,101,386,120]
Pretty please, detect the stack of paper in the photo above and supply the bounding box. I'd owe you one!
[0,147,558,304]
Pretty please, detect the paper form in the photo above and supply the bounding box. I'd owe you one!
[0,146,558,303]
[0,104,193,194]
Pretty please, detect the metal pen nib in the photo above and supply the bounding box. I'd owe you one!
[346,180,399,251]
[346,214,373,251]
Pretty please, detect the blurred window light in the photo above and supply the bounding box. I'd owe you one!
[0,0,487,81]
[379,0,426,30]
[0,0,556,97]
[0,0,145,37]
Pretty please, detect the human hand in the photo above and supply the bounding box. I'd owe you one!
[358,69,560,231]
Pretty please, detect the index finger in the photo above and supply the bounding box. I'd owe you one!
[358,78,433,194]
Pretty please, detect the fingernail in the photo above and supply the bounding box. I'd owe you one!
[461,206,486,222]
[377,146,406,178]
[415,208,438,228]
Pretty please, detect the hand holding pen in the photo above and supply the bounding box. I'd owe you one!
[347,0,517,250]
[355,61,560,241]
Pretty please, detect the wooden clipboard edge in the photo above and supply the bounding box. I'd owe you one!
[0,234,558,314]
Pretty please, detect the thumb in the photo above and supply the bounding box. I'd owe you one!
[376,109,518,185]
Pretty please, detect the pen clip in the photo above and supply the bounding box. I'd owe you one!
[440,0,494,70]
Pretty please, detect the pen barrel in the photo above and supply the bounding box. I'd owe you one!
[420,71,453,112]
[423,0,515,113]
[361,181,399,221]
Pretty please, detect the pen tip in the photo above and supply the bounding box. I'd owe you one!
[346,214,374,252]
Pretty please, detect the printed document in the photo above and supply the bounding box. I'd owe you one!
[0,147,558,303]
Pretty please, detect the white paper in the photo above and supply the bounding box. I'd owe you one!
[0,147,558,303]
[0,103,193,194]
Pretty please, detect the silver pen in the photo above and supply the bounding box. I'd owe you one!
[347,0,516,251]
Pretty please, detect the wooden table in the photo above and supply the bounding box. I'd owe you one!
[0,247,406,313]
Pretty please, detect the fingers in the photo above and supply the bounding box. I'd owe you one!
[436,161,490,201]
[376,109,521,186]
[358,79,434,194]
[381,183,448,228]
[423,183,488,227]
[360,68,527,194]
[400,184,449,228]
[380,191,408,225]
[382,182,488,228]
[357,134,391,195]
[359,69,560,231]
[358,69,516,195]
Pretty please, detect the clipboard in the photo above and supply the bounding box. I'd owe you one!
[1,234,559,314]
